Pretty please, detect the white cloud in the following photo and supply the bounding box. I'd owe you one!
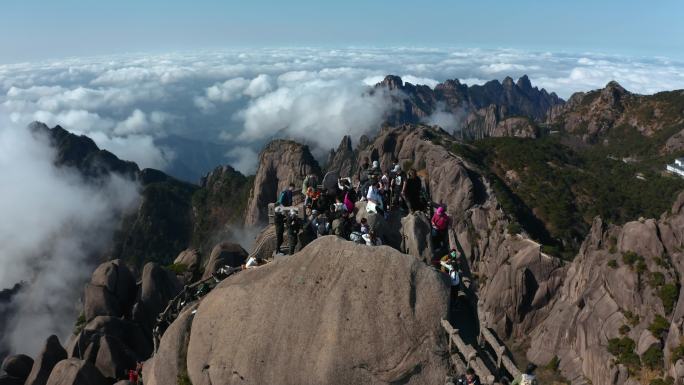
[243,74,273,98]
[236,77,394,153]
[225,146,259,175]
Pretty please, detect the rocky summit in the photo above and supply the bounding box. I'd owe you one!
[2,76,684,385]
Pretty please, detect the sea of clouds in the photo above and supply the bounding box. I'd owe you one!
[2,47,683,179]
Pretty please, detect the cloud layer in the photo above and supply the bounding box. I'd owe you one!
[2,47,684,178]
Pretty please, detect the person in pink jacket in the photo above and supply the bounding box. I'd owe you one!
[431,206,450,250]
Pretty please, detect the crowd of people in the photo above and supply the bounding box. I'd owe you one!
[273,157,448,255]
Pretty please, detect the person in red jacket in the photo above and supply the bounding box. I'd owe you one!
[431,206,450,250]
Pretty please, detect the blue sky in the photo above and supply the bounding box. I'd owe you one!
[1,0,683,63]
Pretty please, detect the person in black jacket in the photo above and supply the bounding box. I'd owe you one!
[403,169,423,213]
[286,210,302,255]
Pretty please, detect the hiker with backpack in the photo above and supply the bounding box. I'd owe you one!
[278,183,296,207]
[512,364,538,385]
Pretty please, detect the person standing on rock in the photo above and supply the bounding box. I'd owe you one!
[362,229,382,246]
[278,183,295,207]
[366,182,384,215]
[274,206,286,255]
[390,164,406,211]
[431,206,450,250]
[287,209,302,255]
[403,169,423,213]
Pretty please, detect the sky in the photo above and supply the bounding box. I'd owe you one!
[1,0,683,63]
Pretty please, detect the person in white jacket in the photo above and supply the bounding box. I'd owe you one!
[362,230,382,246]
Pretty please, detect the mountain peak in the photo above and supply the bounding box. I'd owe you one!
[378,75,404,90]
[516,75,532,91]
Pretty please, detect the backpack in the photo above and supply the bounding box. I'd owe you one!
[520,374,536,385]
[277,191,289,206]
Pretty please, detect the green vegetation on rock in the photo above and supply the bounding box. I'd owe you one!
[641,345,664,370]
[607,337,640,372]
[658,284,680,314]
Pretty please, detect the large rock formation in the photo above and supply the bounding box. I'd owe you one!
[145,236,451,385]
[25,335,68,385]
[245,140,321,226]
[84,260,136,322]
[377,75,563,139]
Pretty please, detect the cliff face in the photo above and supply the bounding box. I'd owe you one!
[377,75,563,140]
[527,194,684,385]
[245,140,321,226]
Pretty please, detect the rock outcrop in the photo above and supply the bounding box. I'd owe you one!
[327,135,356,178]
[145,236,451,385]
[25,335,67,385]
[45,358,107,385]
[84,260,136,322]
[245,140,321,226]
[401,212,434,263]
